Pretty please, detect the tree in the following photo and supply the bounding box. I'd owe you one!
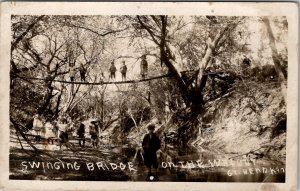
[262,17,287,104]
[134,16,244,112]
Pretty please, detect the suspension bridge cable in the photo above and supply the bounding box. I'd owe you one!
[16,73,173,85]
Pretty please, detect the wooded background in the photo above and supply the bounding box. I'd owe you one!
[10,15,287,161]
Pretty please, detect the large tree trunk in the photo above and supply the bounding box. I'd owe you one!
[262,17,287,104]
[138,16,234,110]
[54,92,62,117]
[192,26,230,111]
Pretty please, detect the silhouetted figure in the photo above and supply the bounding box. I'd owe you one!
[120,61,127,81]
[77,123,85,147]
[109,61,116,80]
[140,55,148,80]
[142,123,161,181]
[90,121,99,148]
[79,64,86,82]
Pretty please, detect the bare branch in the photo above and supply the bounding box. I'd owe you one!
[68,23,128,37]
[137,16,160,45]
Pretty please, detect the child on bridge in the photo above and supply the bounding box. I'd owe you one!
[140,55,148,80]
[109,61,117,80]
[120,61,127,81]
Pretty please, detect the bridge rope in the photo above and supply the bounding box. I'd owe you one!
[16,73,173,85]
[15,70,222,86]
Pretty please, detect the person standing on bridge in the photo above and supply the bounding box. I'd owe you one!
[140,55,148,80]
[109,61,116,80]
[142,123,161,181]
[79,63,86,82]
[120,61,127,81]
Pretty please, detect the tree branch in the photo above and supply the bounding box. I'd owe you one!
[137,16,160,45]
[68,23,128,37]
[11,15,45,52]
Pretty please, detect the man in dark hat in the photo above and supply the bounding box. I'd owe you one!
[109,61,117,80]
[90,121,99,148]
[142,123,161,180]
[77,122,85,147]
[120,61,127,81]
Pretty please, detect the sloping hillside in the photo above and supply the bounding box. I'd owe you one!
[194,81,286,162]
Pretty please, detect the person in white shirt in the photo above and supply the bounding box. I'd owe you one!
[44,119,57,144]
[32,114,44,142]
[57,118,69,150]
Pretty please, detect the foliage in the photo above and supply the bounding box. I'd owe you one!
[10,15,288,147]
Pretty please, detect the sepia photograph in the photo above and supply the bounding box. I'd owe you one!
[0,2,298,191]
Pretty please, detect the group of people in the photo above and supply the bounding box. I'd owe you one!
[109,54,149,81]
[109,61,127,81]
[32,114,162,181]
[69,63,87,82]
[31,114,100,149]
[76,120,99,148]
[67,54,149,82]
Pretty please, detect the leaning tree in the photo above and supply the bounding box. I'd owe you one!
[129,15,245,112]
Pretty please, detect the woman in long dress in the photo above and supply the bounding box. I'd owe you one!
[44,120,57,144]
[57,118,69,150]
[32,114,44,142]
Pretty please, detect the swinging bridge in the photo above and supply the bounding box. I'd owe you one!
[18,73,173,85]
[16,71,223,85]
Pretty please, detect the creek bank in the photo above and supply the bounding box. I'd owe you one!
[192,84,286,163]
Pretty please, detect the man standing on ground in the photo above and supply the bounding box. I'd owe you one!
[90,121,99,148]
[142,123,160,181]
[77,122,85,147]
